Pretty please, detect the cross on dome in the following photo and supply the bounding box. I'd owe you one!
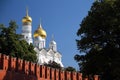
[22,7,32,23]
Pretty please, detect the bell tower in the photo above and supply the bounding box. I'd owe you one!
[21,8,33,44]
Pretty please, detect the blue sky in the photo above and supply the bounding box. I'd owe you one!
[0,0,94,69]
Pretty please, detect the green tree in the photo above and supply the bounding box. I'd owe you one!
[75,0,120,80]
[44,61,62,69]
[0,21,37,62]
[65,66,76,72]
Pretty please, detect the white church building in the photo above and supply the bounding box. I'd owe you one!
[21,9,64,67]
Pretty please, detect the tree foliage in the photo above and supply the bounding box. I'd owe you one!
[0,21,37,62]
[65,66,76,72]
[44,61,62,69]
[75,0,120,80]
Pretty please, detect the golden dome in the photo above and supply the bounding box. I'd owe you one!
[22,8,32,23]
[34,24,47,39]
[22,16,32,23]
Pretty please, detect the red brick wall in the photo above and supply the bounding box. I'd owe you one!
[0,53,99,80]
[40,65,45,80]
[71,72,77,80]
[23,60,29,74]
[77,73,82,80]
[45,66,50,80]
[0,53,3,69]
[35,64,40,78]
[29,62,35,75]
[94,75,99,80]
[65,71,71,80]
[3,54,9,70]
[16,58,23,73]
[50,68,55,80]
[59,70,65,80]
[55,69,59,80]
[9,56,16,71]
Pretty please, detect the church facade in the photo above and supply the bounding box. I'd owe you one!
[21,9,64,67]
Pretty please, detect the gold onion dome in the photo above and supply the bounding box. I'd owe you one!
[34,24,47,39]
[22,8,32,23]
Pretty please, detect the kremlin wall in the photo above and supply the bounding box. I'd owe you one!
[0,53,99,80]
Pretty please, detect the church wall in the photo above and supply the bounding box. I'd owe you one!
[0,53,99,80]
